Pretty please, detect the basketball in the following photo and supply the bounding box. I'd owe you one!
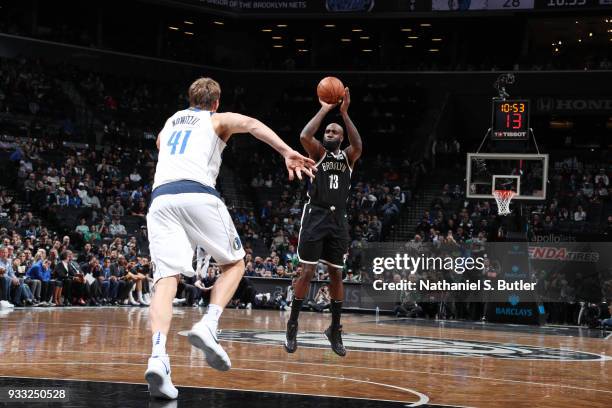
[317,76,345,104]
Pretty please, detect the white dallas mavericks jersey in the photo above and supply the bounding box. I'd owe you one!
[153,108,225,190]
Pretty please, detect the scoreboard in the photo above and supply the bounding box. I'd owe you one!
[432,0,610,11]
[176,0,612,13]
[491,100,530,140]
[432,0,534,10]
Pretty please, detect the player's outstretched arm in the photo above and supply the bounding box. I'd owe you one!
[212,112,317,181]
[340,88,362,166]
[299,99,335,161]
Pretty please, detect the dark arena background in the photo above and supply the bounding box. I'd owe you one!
[0,1,611,407]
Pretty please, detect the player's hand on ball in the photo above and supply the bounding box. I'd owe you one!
[319,98,337,112]
[340,87,350,114]
[284,150,317,181]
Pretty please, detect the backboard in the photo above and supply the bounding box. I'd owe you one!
[466,153,548,201]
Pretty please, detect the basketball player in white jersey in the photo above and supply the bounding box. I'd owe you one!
[144,77,316,399]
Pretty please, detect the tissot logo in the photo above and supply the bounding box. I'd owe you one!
[196,330,610,361]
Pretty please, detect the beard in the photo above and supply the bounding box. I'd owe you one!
[322,138,341,151]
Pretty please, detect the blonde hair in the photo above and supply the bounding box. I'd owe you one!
[188,77,221,110]
[34,248,46,262]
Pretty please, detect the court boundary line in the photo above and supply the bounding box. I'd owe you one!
[0,365,430,407]
[2,349,611,396]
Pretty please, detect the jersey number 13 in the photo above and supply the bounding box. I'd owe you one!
[329,174,339,190]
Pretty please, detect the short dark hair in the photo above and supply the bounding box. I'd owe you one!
[188,77,221,109]
[60,250,70,261]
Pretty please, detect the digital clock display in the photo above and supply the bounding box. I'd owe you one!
[491,99,529,140]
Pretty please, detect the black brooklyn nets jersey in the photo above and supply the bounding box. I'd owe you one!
[308,150,352,208]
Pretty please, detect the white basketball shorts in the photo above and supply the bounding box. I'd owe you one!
[147,192,245,285]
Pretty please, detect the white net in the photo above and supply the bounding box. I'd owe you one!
[493,190,516,215]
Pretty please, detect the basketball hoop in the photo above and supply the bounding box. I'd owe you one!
[493,190,516,216]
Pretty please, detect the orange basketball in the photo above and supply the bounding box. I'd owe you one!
[316,76,345,104]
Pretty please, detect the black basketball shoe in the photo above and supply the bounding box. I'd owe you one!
[324,325,346,357]
[284,320,298,353]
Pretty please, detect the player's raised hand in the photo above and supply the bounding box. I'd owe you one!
[319,98,337,112]
[284,150,317,181]
[340,87,350,114]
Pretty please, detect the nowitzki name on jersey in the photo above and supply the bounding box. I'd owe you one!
[373,279,536,291]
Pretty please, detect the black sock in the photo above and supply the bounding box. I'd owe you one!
[331,300,343,328]
[289,298,304,322]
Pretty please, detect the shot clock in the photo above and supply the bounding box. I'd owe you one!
[491,99,529,140]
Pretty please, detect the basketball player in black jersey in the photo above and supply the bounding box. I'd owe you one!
[284,87,362,356]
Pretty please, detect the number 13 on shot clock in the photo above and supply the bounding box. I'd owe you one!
[491,99,530,140]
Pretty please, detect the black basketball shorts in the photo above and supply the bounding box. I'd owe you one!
[297,203,350,269]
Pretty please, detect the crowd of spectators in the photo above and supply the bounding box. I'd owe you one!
[0,225,154,308]
[0,53,419,310]
[415,156,611,243]
[406,155,612,324]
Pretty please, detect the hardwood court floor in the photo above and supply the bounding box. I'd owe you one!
[0,307,610,408]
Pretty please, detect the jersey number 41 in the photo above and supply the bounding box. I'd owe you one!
[167,130,192,155]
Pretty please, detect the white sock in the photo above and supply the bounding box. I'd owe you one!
[201,304,223,331]
[151,331,167,357]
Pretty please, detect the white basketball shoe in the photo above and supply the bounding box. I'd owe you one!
[145,354,179,399]
[188,320,231,371]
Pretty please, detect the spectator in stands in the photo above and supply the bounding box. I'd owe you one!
[345,269,360,283]
[251,173,264,188]
[244,261,256,277]
[83,188,101,209]
[91,257,116,305]
[68,189,82,207]
[264,174,274,188]
[24,173,36,203]
[271,230,288,252]
[260,201,273,220]
[23,249,44,303]
[594,169,609,186]
[308,284,331,312]
[284,245,298,267]
[130,200,147,218]
[109,255,130,305]
[195,266,217,306]
[368,215,382,241]
[109,198,125,218]
[56,188,69,207]
[124,260,149,305]
[53,250,87,306]
[381,195,399,238]
[0,246,34,306]
[177,275,199,307]
[75,218,89,237]
[573,205,586,222]
[393,186,406,207]
[109,217,127,236]
[129,168,142,185]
